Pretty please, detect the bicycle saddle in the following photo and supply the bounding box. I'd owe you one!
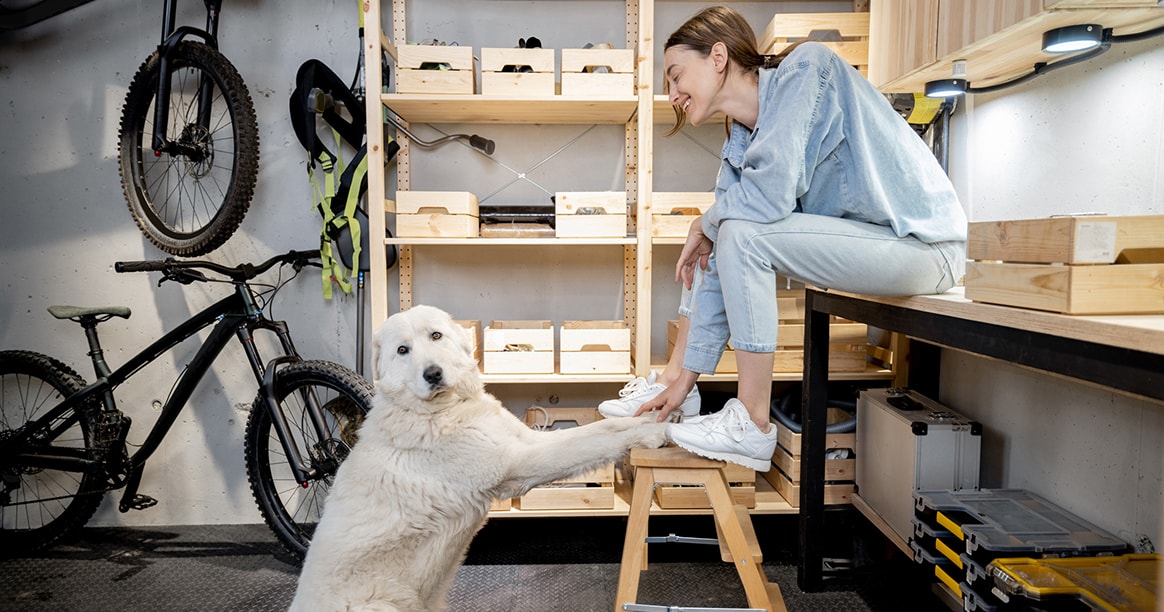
[48,305,131,320]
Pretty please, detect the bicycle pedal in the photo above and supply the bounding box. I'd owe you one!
[125,494,158,511]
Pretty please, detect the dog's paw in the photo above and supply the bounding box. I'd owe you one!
[631,417,670,448]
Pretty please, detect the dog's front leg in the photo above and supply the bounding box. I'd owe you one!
[493,416,668,499]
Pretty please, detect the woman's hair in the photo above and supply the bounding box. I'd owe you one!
[663,5,805,135]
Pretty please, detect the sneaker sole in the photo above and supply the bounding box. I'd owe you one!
[671,439,772,472]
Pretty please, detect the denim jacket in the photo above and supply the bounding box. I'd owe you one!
[704,42,967,245]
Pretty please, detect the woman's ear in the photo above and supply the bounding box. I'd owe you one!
[711,41,728,73]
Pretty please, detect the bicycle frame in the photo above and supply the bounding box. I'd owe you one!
[2,280,331,513]
[151,0,222,154]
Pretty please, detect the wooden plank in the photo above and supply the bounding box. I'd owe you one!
[480,47,555,73]
[560,73,634,98]
[830,288,1164,356]
[396,213,478,238]
[396,44,475,70]
[396,69,475,95]
[381,94,638,124]
[771,447,856,482]
[481,72,555,97]
[560,47,634,73]
[396,190,479,215]
[559,351,631,374]
[516,485,616,510]
[560,320,631,351]
[483,320,554,351]
[555,191,628,215]
[762,466,854,507]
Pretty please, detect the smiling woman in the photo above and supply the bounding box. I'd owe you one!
[601,4,967,472]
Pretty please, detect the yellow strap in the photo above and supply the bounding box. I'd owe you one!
[907,93,944,125]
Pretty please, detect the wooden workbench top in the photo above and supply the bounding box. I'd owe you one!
[825,287,1164,357]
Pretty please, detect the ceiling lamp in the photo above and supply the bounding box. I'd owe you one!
[1043,24,1104,53]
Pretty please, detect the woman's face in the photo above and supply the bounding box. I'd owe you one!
[664,45,722,127]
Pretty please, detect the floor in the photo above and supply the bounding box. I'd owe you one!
[0,514,951,611]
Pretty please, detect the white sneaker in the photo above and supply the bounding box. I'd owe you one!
[667,398,777,471]
[598,371,701,419]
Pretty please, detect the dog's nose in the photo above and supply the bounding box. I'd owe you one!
[423,365,444,386]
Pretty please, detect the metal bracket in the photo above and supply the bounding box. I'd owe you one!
[644,533,719,546]
[622,604,765,612]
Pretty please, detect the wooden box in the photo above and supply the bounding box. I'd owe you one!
[966,215,1164,314]
[480,47,555,96]
[964,261,1164,315]
[517,407,616,510]
[554,191,628,238]
[482,320,554,374]
[760,12,870,77]
[762,427,855,507]
[967,215,1164,264]
[651,192,714,238]
[395,191,479,238]
[560,47,635,98]
[396,45,476,95]
[559,320,631,374]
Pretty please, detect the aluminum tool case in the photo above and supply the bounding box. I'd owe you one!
[856,388,982,543]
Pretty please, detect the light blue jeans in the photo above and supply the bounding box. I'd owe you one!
[679,213,964,374]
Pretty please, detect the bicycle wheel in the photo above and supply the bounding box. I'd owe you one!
[118,40,259,256]
[244,359,374,561]
[0,350,105,554]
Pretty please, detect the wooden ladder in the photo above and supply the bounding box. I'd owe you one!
[615,447,788,612]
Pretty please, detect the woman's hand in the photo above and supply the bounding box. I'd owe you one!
[676,216,713,289]
[635,381,694,422]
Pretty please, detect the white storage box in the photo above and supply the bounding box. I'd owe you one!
[855,388,981,544]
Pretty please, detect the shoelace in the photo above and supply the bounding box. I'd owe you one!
[617,376,652,398]
[698,404,749,442]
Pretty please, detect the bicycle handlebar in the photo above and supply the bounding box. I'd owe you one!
[115,250,322,283]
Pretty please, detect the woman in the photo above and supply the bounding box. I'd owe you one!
[598,6,966,471]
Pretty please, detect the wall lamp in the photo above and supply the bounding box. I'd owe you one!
[923,22,1164,99]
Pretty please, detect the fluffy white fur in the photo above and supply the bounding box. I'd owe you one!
[289,305,668,611]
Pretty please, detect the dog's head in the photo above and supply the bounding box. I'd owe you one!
[371,305,481,404]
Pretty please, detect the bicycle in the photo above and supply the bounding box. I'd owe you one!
[0,250,373,561]
[117,0,259,256]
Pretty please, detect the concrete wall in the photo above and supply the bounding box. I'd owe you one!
[942,34,1164,548]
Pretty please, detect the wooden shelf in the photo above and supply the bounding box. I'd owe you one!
[385,236,635,246]
[382,93,638,124]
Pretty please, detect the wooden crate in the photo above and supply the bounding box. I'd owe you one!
[760,12,870,76]
[965,215,1164,314]
[560,47,635,97]
[396,45,476,95]
[483,320,554,374]
[967,215,1164,264]
[517,407,616,510]
[559,320,631,374]
[964,261,1164,315]
[651,192,714,238]
[395,191,479,238]
[481,47,555,96]
[762,427,856,507]
[554,191,628,238]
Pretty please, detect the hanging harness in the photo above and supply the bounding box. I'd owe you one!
[289,59,398,298]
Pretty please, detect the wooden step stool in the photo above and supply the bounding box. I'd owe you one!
[615,447,788,612]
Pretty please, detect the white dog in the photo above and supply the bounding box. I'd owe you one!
[289,305,669,612]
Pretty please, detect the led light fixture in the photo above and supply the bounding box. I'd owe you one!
[1043,24,1104,53]
[924,78,967,98]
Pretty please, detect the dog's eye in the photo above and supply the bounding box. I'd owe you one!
[397,345,409,355]
[431,331,442,341]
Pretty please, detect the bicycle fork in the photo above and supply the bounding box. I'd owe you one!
[237,320,339,487]
[150,0,223,155]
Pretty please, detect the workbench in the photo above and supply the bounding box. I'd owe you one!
[796,287,1164,591]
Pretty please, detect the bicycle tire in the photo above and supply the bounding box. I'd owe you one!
[118,40,259,256]
[244,359,374,561]
[0,350,105,555]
